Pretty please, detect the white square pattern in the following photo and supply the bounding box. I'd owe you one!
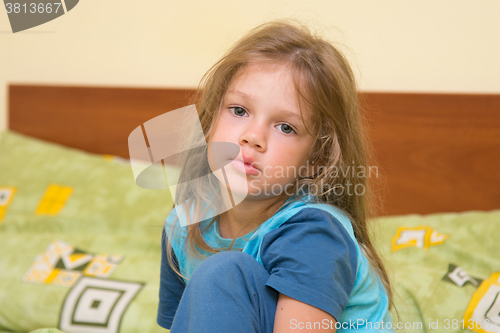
[60,277,143,333]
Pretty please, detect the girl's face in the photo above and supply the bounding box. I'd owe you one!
[209,62,315,200]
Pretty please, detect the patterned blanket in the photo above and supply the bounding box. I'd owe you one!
[1,130,498,333]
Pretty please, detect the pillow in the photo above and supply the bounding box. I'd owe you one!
[0,130,178,332]
[373,210,500,333]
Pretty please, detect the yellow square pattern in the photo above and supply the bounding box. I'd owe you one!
[35,184,73,215]
[101,154,114,161]
[463,272,500,333]
[391,226,448,252]
[23,240,123,287]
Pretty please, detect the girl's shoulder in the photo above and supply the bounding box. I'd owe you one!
[270,194,356,240]
[239,195,358,264]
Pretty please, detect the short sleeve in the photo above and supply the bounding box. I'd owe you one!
[157,227,186,329]
[260,208,357,321]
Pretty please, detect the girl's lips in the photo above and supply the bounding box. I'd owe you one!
[230,159,260,176]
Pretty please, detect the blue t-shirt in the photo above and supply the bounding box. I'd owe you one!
[158,194,393,331]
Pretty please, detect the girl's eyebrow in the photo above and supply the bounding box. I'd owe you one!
[278,110,303,124]
[226,90,252,100]
[226,90,303,123]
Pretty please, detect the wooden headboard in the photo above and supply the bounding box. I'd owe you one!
[8,84,500,216]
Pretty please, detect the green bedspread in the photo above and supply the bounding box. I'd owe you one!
[0,131,177,332]
[0,130,499,333]
[374,211,500,333]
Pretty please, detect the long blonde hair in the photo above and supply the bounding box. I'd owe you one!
[165,20,393,309]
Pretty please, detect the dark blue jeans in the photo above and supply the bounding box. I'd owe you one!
[170,251,279,333]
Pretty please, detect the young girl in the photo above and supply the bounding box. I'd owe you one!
[157,21,394,332]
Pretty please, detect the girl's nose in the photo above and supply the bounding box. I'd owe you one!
[239,124,266,152]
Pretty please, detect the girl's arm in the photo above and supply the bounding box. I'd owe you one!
[259,209,357,333]
[273,293,336,332]
[157,227,186,329]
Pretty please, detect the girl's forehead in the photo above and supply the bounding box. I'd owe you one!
[228,61,312,104]
[232,61,292,81]
[227,62,299,100]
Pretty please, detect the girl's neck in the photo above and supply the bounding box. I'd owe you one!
[218,196,288,239]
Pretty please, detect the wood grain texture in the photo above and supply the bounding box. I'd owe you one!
[361,92,500,215]
[8,85,500,215]
[9,85,196,158]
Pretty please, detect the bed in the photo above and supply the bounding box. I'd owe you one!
[1,84,499,333]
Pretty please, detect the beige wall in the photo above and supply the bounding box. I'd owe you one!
[1,0,499,131]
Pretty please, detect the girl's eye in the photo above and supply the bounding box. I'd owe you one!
[230,106,247,117]
[277,123,295,134]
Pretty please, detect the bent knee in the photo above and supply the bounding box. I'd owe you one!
[190,251,260,281]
